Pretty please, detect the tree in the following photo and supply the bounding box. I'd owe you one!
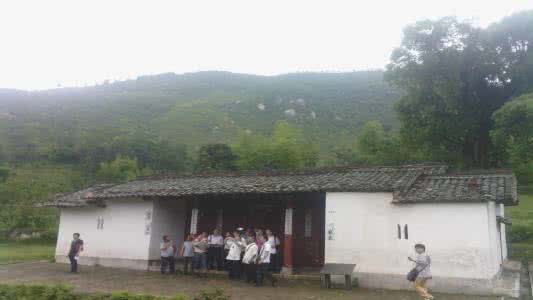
[196,144,236,171]
[233,121,318,170]
[333,121,419,166]
[0,165,9,183]
[96,155,151,183]
[385,13,533,168]
[492,93,533,183]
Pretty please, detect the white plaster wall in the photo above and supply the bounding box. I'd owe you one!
[148,199,186,260]
[325,192,500,279]
[496,203,508,260]
[56,198,153,260]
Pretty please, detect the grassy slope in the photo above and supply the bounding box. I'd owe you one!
[506,192,533,261]
[0,241,55,264]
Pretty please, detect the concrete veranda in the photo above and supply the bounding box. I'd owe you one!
[0,262,504,300]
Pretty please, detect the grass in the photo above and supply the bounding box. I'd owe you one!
[507,190,533,261]
[0,240,55,265]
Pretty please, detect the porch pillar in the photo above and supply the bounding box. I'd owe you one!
[282,201,294,275]
[216,209,223,229]
[190,208,199,235]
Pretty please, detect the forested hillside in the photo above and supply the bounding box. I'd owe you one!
[0,71,403,237]
[0,71,400,168]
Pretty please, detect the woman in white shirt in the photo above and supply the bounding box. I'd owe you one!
[242,237,258,284]
[226,231,244,279]
[256,235,277,287]
[266,229,280,272]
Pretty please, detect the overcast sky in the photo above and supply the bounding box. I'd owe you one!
[1,0,532,90]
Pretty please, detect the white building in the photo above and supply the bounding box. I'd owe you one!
[49,164,519,297]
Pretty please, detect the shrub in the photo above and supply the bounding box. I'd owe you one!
[508,225,533,243]
[0,284,189,300]
[193,289,229,300]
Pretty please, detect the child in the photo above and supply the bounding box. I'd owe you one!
[180,235,195,275]
[408,243,433,300]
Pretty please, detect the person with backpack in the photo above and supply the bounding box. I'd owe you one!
[407,243,433,300]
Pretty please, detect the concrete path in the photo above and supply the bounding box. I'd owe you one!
[0,262,503,300]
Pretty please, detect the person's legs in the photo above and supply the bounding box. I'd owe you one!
[264,263,277,286]
[160,256,168,274]
[216,247,223,270]
[193,254,200,275]
[169,256,175,274]
[245,264,252,283]
[207,247,214,269]
[227,260,233,279]
[68,255,77,273]
[269,254,277,272]
[256,263,265,286]
[183,257,189,275]
[414,278,433,299]
[233,260,242,279]
[200,253,208,276]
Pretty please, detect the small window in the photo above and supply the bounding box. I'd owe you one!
[97,216,104,230]
[404,224,409,240]
[397,224,401,239]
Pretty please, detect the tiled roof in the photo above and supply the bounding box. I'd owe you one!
[46,164,518,207]
[44,184,114,207]
[393,173,517,205]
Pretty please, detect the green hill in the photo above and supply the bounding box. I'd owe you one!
[0,71,400,165]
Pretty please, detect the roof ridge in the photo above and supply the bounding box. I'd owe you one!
[137,163,447,180]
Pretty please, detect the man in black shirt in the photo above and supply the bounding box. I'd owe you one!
[68,233,84,273]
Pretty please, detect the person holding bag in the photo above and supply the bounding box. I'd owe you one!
[407,243,433,300]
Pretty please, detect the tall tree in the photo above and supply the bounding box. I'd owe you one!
[385,13,533,168]
[196,144,236,171]
[233,121,318,170]
[492,93,533,183]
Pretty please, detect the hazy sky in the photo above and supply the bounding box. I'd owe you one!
[1,0,532,90]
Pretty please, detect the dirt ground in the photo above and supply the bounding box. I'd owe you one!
[0,262,502,300]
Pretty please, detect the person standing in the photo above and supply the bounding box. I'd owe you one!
[256,235,277,287]
[408,244,433,300]
[193,232,208,277]
[226,231,244,279]
[223,232,232,270]
[160,235,176,274]
[207,229,224,270]
[68,233,84,273]
[242,236,258,284]
[266,229,280,272]
[180,235,195,275]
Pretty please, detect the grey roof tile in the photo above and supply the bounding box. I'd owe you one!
[45,164,518,207]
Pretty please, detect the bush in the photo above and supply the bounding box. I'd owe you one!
[0,284,189,300]
[0,285,227,300]
[193,289,229,300]
[508,225,533,243]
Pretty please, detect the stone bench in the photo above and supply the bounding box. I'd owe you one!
[320,263,356,290]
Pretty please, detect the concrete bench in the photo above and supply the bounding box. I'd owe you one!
[320,263,356,290]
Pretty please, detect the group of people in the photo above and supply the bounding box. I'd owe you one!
[161,227,280,287]
[68,232,431,298]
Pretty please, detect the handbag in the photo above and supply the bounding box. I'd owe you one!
[406,261,429,282]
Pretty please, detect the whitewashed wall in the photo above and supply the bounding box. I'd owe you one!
[148,199,186,259]
[324,192,503,279]
[55,198,153,261]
